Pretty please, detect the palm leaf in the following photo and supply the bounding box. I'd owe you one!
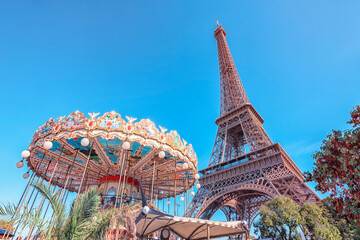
[78,209,116,240]
[62,187,101,239]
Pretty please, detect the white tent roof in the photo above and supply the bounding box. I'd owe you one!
[136,212,247,239]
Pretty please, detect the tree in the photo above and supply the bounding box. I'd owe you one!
[300,202,341,240]
[254,196,302,240]
[320,197,360,240]
[0,182,133,240]
[254,196,341,240]
[304,105,360,224]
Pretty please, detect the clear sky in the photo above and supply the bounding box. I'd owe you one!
[0,0,359,229]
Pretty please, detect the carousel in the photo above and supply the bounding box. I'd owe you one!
[13,110,201,239]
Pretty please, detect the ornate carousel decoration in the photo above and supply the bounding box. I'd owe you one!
[12,111,201,239]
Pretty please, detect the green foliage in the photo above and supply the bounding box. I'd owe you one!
[300,202,341,240]
[0,201,47,235]
[304,105,360,224]
[0,183,123,240]
[254,196,302,240]
[254,196,341,240]
[320,197,360,240]
[33,183,116,240]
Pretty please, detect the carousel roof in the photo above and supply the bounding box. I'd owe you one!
[24,111,198,199]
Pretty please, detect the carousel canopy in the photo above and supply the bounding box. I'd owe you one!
[24,111,198,199]
[135,182,247,240]
[135,205,247,239]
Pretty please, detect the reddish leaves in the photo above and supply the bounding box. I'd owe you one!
[304,105,360,224]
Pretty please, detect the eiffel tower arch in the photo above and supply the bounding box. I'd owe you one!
[185,22,320,232]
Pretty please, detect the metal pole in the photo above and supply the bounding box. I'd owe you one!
[62,179,73,205]
[59,149,78,201]
[207,224,210,240]
[77,143,93,198]
[150,158,156,203]
[26,146,64,239]
[115,150,126,208]
[174,160,177,216]
[119,151,130,209]
[10,153,48,239]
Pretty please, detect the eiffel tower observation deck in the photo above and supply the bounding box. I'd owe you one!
[185,22,320,227]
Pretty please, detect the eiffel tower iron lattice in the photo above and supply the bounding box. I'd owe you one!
[185,22,320,230]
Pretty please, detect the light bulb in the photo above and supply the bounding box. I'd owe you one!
[167,200,170,205]
[196,183,201,189]
[194,173,200,180]
[182,162,189,169]
[81,138,90,147]
[180,196,184,202]
[122,141,131,150]
[142,206,150,215]
[191,190,195,196]
[23,172,30,179]
[21,150,30,158]
[158,151,165,159]
[16,161,24,168]
[43,141,53,150]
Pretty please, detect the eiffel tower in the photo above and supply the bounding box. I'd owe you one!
[185,22,320,229]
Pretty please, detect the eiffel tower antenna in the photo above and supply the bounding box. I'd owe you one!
[185,24,320,234]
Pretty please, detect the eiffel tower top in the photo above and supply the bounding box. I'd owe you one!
[214,21,250,117]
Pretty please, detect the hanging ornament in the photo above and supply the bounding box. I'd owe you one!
[122,141,131,150]
[158,151,165,159]
[81,138,90,147]
[16,161,24,168]
[21,150,30,158]
[142,206,150,215]
[23,171,30,179]
[43,140,53,150]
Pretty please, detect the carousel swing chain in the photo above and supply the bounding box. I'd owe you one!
[10,153,48,240]
[27,146,65,239]
[115,150,126,209]
[77,141,93,199]
[119,150,130,210]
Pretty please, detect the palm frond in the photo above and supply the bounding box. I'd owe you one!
[0,202,17,222]
[32,182,65,219]
[62,187,100,239]
[32,181,66,239]
[78,209,116,240]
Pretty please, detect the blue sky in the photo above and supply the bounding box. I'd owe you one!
[0,0,359,230]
